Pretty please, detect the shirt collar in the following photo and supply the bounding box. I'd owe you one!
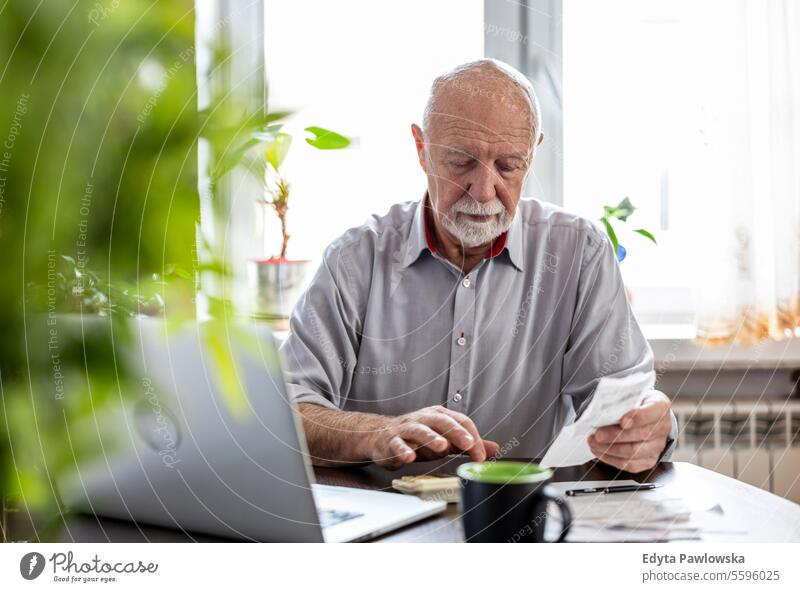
[402,194,524,271]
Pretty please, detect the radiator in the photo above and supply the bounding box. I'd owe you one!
[671,399,800,503]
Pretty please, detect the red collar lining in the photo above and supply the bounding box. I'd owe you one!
[423,205,507,260]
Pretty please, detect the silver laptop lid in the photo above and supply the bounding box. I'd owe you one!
[61,318,324,542]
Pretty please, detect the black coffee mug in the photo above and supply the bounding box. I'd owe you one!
[457,461,572,543]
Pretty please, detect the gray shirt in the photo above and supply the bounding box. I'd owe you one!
[281,197,675,459]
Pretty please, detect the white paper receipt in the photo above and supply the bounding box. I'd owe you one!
[540,371,656,468]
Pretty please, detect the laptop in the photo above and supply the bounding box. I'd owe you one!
[60,318,446,542]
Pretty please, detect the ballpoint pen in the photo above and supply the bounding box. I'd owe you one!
[565,483,662,496]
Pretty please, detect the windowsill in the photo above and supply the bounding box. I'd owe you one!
[641,323,696,341]
[642,323,800,370]
[274,325,800,371]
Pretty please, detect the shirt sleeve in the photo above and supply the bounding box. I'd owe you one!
[561,233,678,461]
[659,412,679,461]
[560,228,654,416]
[560,230,679,454]
[279,244,363,410]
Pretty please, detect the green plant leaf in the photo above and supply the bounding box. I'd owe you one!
[614,197,636,221]
[210,136,261,182]
[264,133,293,170]
[197,260,232,277]
[202,321,248,419]
[260,111,293,127]
[304,126,351,150]
[203,110,292,182]
[253,123,285,141]
[633,228,658,245]
[601,218,619,255]
[162,264,193,280]
[197,109,291,140]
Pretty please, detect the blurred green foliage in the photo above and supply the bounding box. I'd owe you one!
[0,0,199,525]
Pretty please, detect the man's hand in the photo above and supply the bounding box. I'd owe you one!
[367,405,500,469]
[587,390,672,473]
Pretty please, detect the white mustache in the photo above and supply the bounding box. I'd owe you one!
[450,197,506,217]
[441,195,513,248]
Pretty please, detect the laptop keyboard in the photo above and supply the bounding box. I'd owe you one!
[318,508,363,529]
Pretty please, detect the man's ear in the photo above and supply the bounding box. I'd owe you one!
[411,124,428,173]
[537,131,545,146]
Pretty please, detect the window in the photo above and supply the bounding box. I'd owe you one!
[562,0,771,326]
[262,0,484,262]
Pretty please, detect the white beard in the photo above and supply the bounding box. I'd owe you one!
[440,196,514,248]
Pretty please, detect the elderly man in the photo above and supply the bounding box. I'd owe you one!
[280,59,676,472]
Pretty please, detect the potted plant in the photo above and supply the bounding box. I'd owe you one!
[599,197,657,262]
[598,197,657,304]
[249,126,351,326]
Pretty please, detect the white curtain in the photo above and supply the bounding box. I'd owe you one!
[688,0,800,345]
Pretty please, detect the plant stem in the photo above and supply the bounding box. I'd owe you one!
[271,177,291,259]
[278,207,289,259]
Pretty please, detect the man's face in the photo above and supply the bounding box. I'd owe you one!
[414,80,538,248]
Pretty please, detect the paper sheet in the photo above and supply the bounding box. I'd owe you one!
[545,480,697,542]
[540,371,655,468]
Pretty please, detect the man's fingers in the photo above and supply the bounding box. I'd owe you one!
[399,423,450,454]
[619,398,670,429]
[590,437,661,473]
[593,421,670,444]
[383,406,491,464]
[422,411,481,457]
[594,452,656,474]
[618,390,671,428]
[434,407,486,461]
[387,435,416,464]
[483,439,501,458]
[588,435,663,462]
[584,390,671,473]
[422,413,475,450]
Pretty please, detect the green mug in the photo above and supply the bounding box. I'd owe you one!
[457,461,572,543]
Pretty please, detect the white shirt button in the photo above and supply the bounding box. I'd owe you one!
[462,277,471,288]
[457,336,466,346]
[452,391,462,402]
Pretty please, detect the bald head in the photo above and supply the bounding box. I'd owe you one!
[422,59,542,156]
[411,59,543,256]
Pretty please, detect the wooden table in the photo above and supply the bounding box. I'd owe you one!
[13,459,800,542]
[315,458,800,542]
